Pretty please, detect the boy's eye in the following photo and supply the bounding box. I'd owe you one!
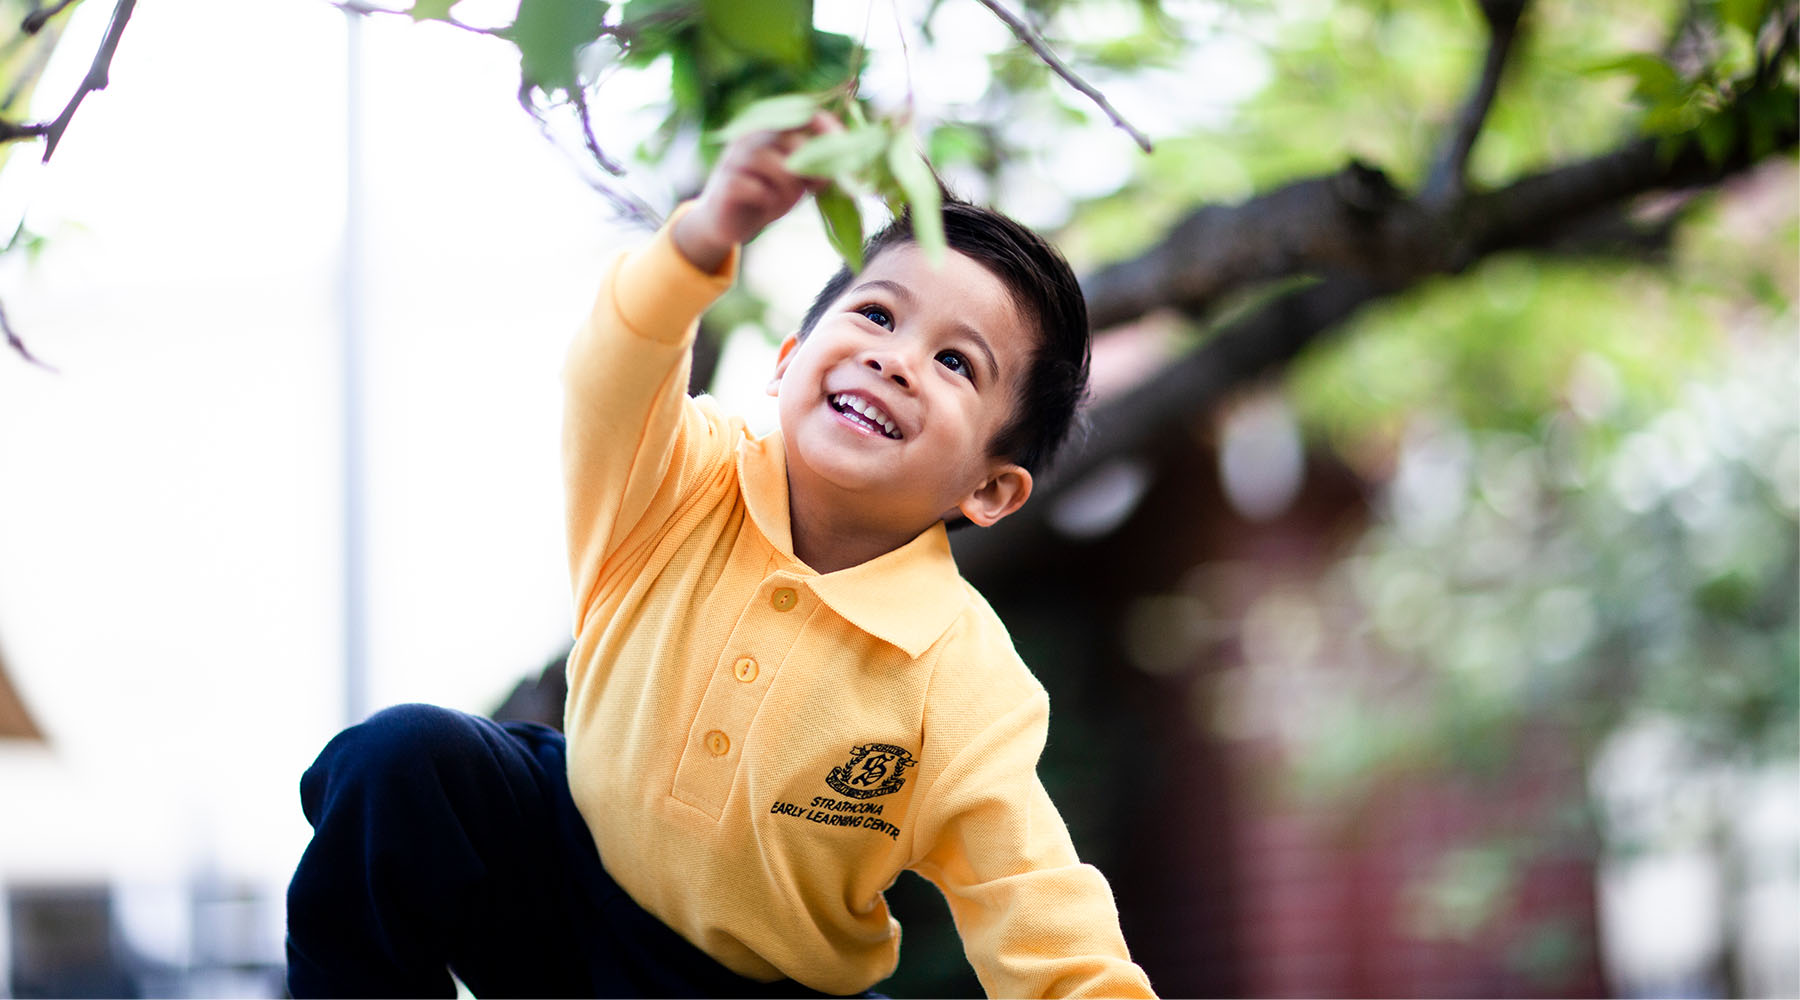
[856,304,893,329]
[937,350,973,380]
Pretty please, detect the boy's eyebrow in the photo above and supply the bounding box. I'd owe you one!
[849,278,1002,383]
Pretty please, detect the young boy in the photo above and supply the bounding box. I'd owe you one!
[286,118,1155,999]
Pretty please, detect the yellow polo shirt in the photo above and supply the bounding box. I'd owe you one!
[561,213,1156,999]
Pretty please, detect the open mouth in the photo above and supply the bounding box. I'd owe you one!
[829,393,902,440]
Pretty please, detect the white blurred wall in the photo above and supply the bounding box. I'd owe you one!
[0,0,626,926]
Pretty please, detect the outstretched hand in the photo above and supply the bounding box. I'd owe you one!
[672,112,843,275]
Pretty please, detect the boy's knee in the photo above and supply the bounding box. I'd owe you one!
[301,703,484,810]
[359,702,474,751]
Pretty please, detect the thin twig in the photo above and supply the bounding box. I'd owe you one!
[339,0,627,180]
[38,0,135,162]
[567,85,628,176]
[891,0,915,118]
[848,0,874,90]
[0,119,49,142]
[517,82,661,227]
[22,0,80,34]
[973,0,1153,153]
[0,298,55,370]
[1423,0,1527,206]
[332,0,503,37]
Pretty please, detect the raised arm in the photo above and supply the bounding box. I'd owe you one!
[562,115,840,624]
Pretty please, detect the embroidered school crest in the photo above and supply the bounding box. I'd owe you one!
[825,743,917,799]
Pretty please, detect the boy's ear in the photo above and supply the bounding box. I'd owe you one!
[767,334,800,396]
[955,463,1033,528]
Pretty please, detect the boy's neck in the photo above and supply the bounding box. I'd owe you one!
[785,474,935,575]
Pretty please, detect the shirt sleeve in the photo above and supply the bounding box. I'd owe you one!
[562,207,739,627]
[908,683,1158,999]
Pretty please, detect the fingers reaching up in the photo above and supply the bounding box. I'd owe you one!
[673,112,844,274]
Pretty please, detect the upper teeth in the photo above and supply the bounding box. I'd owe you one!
[833,394,900,439]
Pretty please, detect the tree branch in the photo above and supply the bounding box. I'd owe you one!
[0,119,50,143]
[1532,204,1683,263]
[1461,122,1789,258]
[516,81,662,228]
[1423,0,1529,206]
[332,0,504,37]
[953,96,1797,577]
[973,0,1154,153]
[0,298,54,369]
[1083,87,1796,333]
[22,0,80,34]
[953,272,1384,573]
[1081,160,1422,330]
[36,0,135,162]
[566,85,628,177]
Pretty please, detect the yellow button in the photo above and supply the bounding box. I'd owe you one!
[733,656,758,683]
[705,730,730,756]
[771,587,798,612]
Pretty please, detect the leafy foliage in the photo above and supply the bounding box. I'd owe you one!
[391,0,968,268]
[1586,0,1800,165]
[505,0,609,95]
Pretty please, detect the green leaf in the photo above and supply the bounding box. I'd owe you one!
[668,46,703,114]
[712,93,820,143]
[1716,22,1757,81]
[1643,97,1702,137]
[1587,53,1683,104]
[1695,111,1738,167]
[928,123,989,167]
[887,135,945,268]
[620,0,689,20]
[617,0,696,66]
[1719,0,1769,38]
[700,0,811,65]
[507,0,610,94]
[786,125,889,179]
[815,184,864,272]
[408,0,461,21]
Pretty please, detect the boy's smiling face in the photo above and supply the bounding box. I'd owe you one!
[769,242,1037,554]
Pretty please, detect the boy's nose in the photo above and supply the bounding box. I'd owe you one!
[864,356,910,390]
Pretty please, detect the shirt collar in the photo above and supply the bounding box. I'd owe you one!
[738,431,969,659]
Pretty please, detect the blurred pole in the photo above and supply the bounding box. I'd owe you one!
[340,8,370,727]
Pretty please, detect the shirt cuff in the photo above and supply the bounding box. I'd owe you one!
[612,201,741,345]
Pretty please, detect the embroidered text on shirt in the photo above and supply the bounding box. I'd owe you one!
[767,743,918,841]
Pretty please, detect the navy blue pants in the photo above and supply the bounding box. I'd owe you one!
[285,703,856,998]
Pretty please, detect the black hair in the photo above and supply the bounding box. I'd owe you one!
[795,197,1091,477]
